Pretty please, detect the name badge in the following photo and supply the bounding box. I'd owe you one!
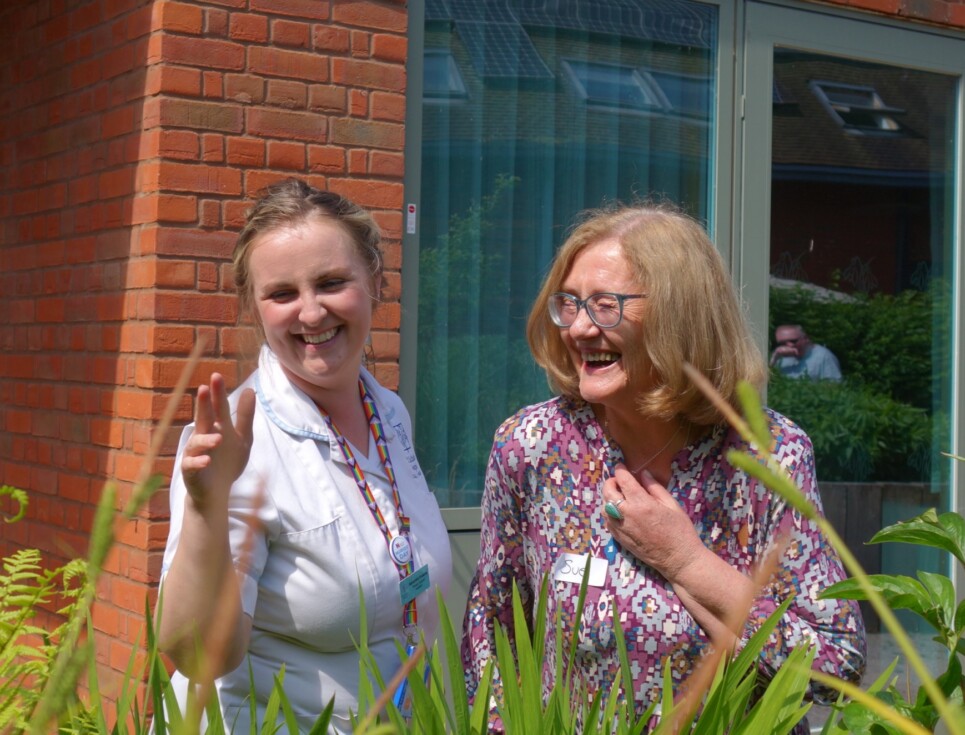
[552,552,607,587]
[400,564,430,605]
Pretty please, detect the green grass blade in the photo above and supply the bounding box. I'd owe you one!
[736,381,772,449]
[531,574,550,673]
[273,671,301,735]
[611,598,635,727]
[651,659,681,735]
[731,643,814,735]
[429,641,455,729]
[260,665,284,735]
[725,450,818,521]
[728,597,794,679]
[435,587,468,734]
[468,660,495,735]
[492,621,523,735]
[83,615,109,735]
[305,697,335,735]
[564,558,593,684]
[510,581,542,734]
[401,645,445,735]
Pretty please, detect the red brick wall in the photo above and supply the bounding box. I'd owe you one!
[0,0,961,715]
[835,0,965,25]
[0,0,408,706]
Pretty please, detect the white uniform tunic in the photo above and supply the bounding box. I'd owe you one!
[161,345,453,733]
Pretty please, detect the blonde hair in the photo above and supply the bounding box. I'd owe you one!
[527,200,766,426]
[233,178,383,324]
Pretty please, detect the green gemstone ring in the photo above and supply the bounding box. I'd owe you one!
[603,499,625,521]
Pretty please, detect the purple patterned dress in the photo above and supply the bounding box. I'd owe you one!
[461,396,866,732]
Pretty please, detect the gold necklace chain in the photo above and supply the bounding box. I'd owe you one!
[628,424,683,474]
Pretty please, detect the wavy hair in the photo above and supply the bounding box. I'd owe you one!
[527,200,766,426]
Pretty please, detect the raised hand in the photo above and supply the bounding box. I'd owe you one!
[181,373,256,511]
[602,465,705,582]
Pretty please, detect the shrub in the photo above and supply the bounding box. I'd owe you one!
[767,282,949,483]
[768,284,947,411]
[821,508,965,732]
[767,373,934,482]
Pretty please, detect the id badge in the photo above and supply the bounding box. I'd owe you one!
[552,551,607,587]
[400,564,430,606]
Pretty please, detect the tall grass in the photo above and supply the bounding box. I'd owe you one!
[2,354,963,732]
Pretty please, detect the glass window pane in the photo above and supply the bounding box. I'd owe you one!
[649,70,713,118]
[562,59,662,110]
[766,49,956,634]
[424,49,468,98]
[414,0,718,506]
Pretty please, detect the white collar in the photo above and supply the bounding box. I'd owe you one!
[252,345,390,445]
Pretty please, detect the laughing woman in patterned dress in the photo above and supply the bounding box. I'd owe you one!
[460,201,865,731]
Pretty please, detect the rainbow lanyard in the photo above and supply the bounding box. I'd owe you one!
[321,379,418,635]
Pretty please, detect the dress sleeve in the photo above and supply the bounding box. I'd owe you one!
[460,421,533,720]
[740,428,866,703]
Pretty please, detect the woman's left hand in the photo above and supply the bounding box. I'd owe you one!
[602,465,707,583]
[603,465,757,646]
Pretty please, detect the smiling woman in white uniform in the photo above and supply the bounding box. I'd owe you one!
[157,179,452,733]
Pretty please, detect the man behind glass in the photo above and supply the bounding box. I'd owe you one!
[770,324,842,381]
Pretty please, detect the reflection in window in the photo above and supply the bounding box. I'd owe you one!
[413,0,717,505]
[424,49,468,99]
[563,59,664,111]
[773,78,797,106]
[649,70,712,118]
[767,50,956,629]
[810,80,905,134]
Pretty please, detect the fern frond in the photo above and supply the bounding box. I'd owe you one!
[0,485,28,524]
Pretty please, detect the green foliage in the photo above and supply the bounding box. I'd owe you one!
[821,508,965,732]
[7,364,965,734]
[767,373,933,482]
[767,283,949,483]
[0,501,87,732]
[768,285,946,411]
[727,378,965,733]
[667,598,812,735]
[0,486,396,735]
[355,566,812,735]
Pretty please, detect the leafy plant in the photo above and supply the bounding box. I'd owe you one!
[685,364,965,734]
[0,485,86,733]
[7,340,965,734]
[820,508,965,732]
[354,565,816,735]
[768,284,946,411]
[767,373,934,482]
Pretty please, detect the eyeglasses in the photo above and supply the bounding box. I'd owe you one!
[549,292,645,329]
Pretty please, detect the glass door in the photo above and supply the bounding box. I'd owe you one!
[403,0,733,619]
[740,0,962,717]
[404,0,728,510]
